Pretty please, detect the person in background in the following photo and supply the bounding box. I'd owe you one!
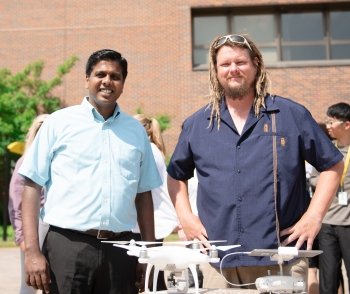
[8,114,49,294]
[19,49,161,294]
[306,157,321,294]
[307,122,334,294]
[167,33,343,289]
[310,102,350,294]
[132,114,180,291]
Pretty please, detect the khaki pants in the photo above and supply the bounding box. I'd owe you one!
[204,258,308,290]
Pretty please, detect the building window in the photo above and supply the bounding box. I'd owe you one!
[192,4,350,69]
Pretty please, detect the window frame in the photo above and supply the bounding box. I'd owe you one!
[191,3,350,70]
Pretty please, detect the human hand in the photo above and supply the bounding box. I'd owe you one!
[180,213,209,248]
[24,249,51,293]
[280,212,322,250]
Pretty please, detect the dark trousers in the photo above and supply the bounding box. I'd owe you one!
[42,226,139,294]
[318,223,350,294]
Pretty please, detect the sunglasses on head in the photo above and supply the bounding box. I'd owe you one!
[214,34,252,51]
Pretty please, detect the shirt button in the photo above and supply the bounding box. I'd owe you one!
[237,145,241,150]
[237,169,241,173]
[238,196,242,202]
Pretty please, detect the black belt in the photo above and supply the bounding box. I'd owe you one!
[84,229,131,240]
[50,226,131,240]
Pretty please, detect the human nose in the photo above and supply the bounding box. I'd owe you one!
[229,63,240,74]
[102,75,111,85]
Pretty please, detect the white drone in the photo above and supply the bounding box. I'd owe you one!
[104,239,240,294]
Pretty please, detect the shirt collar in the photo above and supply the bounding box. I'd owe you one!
[262,94,279,114]
[211,95,279,133]
[82,96,120,122]
[219,94,280,116]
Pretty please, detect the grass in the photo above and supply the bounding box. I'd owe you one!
[0,225,16,248]
[164,233,180,242]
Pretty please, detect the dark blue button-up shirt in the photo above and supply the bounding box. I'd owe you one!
[167,95,342,267]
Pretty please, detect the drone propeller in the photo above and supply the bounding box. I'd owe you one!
[102,239,227,246]
[200,244,241,252]
[102,240,132,245]
[213,244,241,251]
[160,240,227,246]
[113,244,135,250]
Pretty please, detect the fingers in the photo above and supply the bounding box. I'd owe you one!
[26,271,50,293]
[25,258,51,293]
[42,267,51,294]
[280,224,315,250]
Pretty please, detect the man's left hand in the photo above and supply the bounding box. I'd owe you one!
[280,211,322,250]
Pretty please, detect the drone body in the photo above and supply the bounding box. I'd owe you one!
[136,245,215,269]
[108,240,238,294]
[123,244,220,294]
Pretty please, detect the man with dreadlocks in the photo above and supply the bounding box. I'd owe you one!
[167,34,344,289]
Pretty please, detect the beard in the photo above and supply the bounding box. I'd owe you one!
[225,84,249,99]
[223,79,250,100]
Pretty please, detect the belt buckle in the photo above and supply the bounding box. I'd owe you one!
[97,230,111,240]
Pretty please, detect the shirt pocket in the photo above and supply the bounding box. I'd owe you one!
[118,146,142,181]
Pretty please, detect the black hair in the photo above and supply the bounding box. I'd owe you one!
[327,102,350,121]
[85,49,128,81]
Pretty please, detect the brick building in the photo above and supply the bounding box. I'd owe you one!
[1,0,350,155]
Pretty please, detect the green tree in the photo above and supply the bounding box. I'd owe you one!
[135,107,171,133]
[0,56,79,155]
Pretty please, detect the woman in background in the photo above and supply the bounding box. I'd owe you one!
[133,114,180,291]
[8,114,49,294]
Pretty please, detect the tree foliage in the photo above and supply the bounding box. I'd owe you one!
[135,107,171,133]
[0,56,79,155]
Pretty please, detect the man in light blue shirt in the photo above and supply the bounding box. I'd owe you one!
[19,49,161,294]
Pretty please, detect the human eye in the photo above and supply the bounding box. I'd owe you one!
[95,71,105,78]
[236,59,247,66]
[218,61,230,67]
[111,73,122,81]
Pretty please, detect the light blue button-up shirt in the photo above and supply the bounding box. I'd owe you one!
[19,97,162,232]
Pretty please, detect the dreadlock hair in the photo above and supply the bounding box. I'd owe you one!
[134,114,166,156]
[208,34,271,129]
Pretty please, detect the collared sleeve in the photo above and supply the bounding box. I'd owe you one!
[18,116,54,186]
[137,132,162,193]
[167,118,196,180]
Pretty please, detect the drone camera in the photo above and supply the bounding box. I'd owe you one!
[166,270,189,294]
